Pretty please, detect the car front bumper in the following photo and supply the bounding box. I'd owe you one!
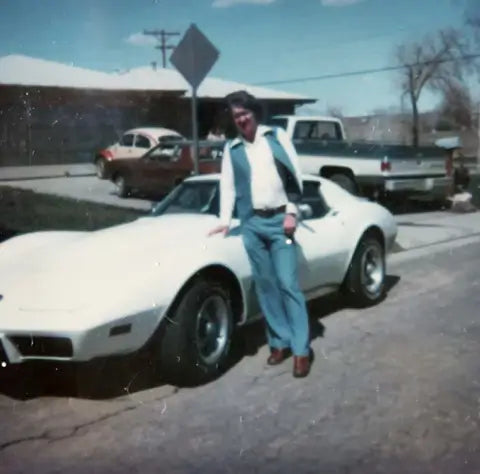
[0,306,165,366]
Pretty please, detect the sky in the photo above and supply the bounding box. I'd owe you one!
[0,0,477,116]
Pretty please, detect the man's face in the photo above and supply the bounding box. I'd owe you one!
[231,105,257,139]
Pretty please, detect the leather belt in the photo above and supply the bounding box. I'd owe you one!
[253,205,286,218]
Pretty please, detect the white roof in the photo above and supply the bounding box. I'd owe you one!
[124,127,183,137]
[0,55,182,92]
[0,54,315,102]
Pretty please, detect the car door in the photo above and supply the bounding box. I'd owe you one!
[294,180,351,293]
[138,148,179,195]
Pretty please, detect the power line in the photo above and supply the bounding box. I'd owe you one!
[143,29,181,68]
[253,53,480,86]
[278,24,431,57]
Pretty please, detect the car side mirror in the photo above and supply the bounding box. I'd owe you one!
[298,204,313,219]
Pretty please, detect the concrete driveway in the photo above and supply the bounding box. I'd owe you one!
[0,174,154,211]
[1,238,480,473]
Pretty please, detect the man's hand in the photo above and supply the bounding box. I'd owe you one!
[207,225,229,237]
[283,213,297,237]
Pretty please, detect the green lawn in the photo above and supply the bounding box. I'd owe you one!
[0,186,145,241]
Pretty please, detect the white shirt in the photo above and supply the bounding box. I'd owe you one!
[219,125,304,227]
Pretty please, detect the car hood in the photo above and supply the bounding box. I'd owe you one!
[0,214,223,311]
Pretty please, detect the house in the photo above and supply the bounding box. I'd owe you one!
[0,55,316,166]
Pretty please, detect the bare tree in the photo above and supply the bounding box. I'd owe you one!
[326,105,344,119]
[437,80,474,129]
[395,28,473,146]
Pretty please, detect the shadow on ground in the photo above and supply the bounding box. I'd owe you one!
[0,274,401,402]
[233,274,400,360]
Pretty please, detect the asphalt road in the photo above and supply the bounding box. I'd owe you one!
[1,239,480,473]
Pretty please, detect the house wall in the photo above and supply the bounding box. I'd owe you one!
[0,85,300,166]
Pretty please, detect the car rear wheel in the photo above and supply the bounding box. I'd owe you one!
[343,236,385,307]
[95,157,107,179]
[158,277,234,384]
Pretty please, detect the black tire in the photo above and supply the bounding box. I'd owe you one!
[343,236,385,307]
[329,173,357,195]
[95,157,107,179]
[114,174,130,198]
[158,277,234,384]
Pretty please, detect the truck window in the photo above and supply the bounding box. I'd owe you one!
[293,121,342,141]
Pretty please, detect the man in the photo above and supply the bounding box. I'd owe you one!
[208,90,312,378]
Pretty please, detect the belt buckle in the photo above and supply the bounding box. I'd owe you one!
[263,207,275,217]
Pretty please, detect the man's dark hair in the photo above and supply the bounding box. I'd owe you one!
[225,90,264,121]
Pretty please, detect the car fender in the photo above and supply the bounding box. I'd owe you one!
[338,203,395,278]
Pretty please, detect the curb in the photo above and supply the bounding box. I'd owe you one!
[388,233,480,265]
[0,173,96,182]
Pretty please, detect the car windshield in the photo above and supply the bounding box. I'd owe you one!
[150,181,220,217]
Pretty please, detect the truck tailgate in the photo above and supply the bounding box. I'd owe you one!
[387,154,446,177]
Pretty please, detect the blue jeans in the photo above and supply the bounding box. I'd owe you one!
[241,213,310,357]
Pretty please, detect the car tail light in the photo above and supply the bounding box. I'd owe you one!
[381,158,391,172]
[100,149,114,159]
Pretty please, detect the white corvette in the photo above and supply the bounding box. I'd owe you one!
[0,174,397,382]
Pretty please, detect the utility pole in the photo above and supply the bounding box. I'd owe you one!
[143,29,181,68]
[477,101,480,173]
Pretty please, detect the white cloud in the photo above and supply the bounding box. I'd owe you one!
[212,0,275,8]
[125,32,158,47]
[321,0,364,6]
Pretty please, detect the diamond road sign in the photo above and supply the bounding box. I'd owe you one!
[170,24,219,90]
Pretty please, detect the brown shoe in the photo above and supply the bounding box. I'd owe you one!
[293,355,311,378]
[267,348,291,366]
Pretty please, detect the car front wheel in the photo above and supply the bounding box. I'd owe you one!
[114,174,130,198]
[158,277,234,384]
[343,235,385,307]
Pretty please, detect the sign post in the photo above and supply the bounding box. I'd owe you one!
[170,24,219,175]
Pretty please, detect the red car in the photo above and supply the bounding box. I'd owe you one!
[94,127,185,179]
[104,140,223,198]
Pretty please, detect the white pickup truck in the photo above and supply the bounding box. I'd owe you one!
[266,114,450,201]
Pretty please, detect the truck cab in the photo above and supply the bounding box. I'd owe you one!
[266,115,346,142]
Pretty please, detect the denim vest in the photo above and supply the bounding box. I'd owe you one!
[229,127,302,224]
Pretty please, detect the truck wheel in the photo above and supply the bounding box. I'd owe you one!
[329,173,357,195]
[343,236,385,307]
[158,277,234,384]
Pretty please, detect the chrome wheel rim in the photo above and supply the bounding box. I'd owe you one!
[96,160,105,177]
[360,244,384,296]
[195,295,229,365]
[115,176,124,193]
